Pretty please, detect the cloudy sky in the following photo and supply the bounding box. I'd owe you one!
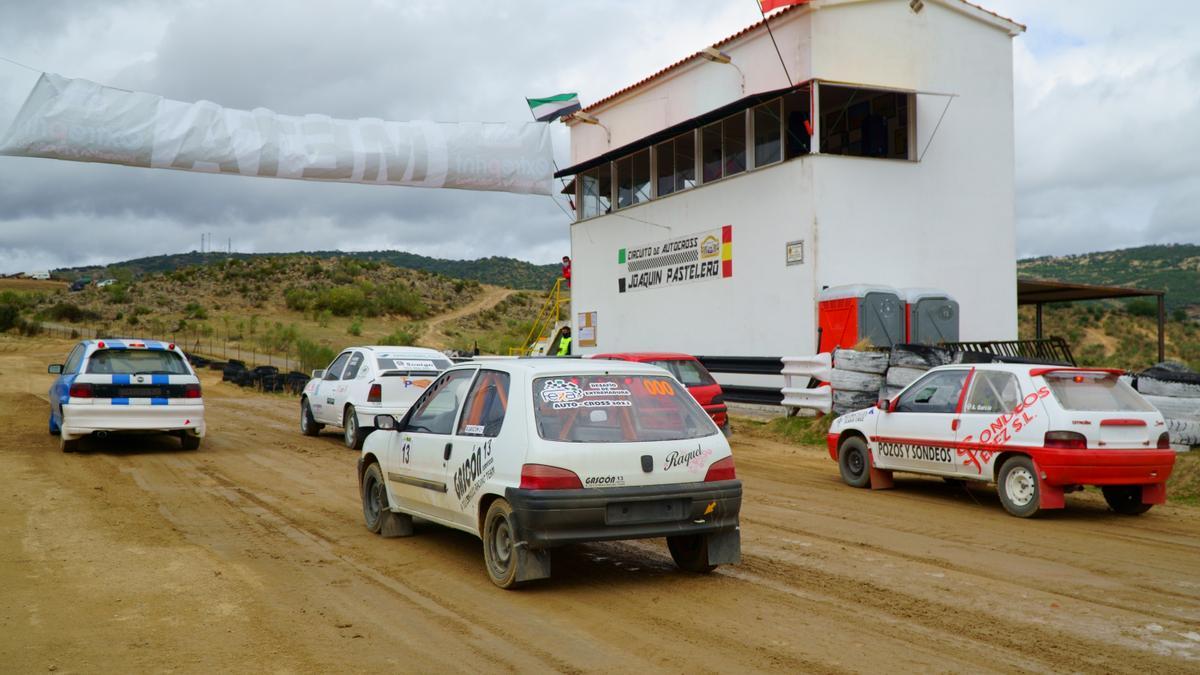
[0,0,1196,273]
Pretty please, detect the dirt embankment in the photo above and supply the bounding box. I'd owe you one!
[2,336,1199,673]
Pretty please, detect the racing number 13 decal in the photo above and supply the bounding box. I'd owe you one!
[401,440,411,464]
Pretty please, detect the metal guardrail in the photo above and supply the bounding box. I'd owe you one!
[694,355,785,376]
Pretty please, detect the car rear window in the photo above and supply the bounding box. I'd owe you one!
[533,374,718,443]
[376,357,451,374]
[85,349,190,375]
[648,359,716,387]
[1043,373,1155,412]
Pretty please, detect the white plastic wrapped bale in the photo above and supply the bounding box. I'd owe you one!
[1137,374,1200,399]
[1166,419,1200,449]
[885,366,927,388]
[829,369,884,394]
[0,73,554,196]
[880,385,905,401]
[832,349,889,375]
[1141,394,1200,422]
[833,389,878,415]
[889,344,959,369]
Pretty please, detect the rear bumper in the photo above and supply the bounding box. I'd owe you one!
[62,403,206,439]
[1034,448,1176,486]
[505,480,742,549]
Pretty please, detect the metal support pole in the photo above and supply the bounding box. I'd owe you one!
[1157,295,1166,364]
[1035,303,1043,340]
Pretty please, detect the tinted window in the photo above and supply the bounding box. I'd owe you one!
[1044,373,1155,412]
[533,374,717,443]
[457,370,510,438]
[648,359,715,387]
[85,349,189,375]
[964,371,1022,414]
[342,351,365,380]
[324,352,351,381]
[63,345,85,374]
[896,370,968,414]
[405,369,476,435]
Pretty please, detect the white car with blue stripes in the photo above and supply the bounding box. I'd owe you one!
[48,338,206,452]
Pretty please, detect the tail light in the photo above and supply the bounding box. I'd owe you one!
[368,383,382,403]
[519,464,583,490]
[1044,431,1087,449]
[183,383,202,399]
[704,455,736,481]
[1157,432,1170,449]
[69,382,93,398]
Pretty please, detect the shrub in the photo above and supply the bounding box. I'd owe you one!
[184,301,208,319]
[1126,299,1157,317]
[1174,308,1188,322]
[348,318,363,336]
[0,301,19,332]
[45,302,100,323]
[104,284,129,304]
[297,339,337,373]
[381,327,419,345]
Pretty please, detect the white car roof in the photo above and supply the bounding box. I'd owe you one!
[454,358,669,377]
[929,363,1116,376]
[358,346,447,357]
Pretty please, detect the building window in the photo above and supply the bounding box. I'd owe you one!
[616,149,651,209]
[782,90,811,159]
[819,84,912,160]
[580,162,611,219]
[753,100,782,168]
[701,112,747,184]
[654,130,696,198]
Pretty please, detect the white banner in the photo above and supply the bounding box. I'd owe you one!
[0,73,554,195]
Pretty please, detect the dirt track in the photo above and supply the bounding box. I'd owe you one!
[2,336,1199,673]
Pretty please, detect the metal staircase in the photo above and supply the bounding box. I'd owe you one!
[510,277,570,356]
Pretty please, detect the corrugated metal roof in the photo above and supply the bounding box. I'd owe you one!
[574,0,1022,117]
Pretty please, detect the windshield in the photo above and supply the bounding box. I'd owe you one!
[376,356,452,374]
[533,374,718,443]
[1043,373,1155,412]
[85,349,189,375]
[648,359,716,387]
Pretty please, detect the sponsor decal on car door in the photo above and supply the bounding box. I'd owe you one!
[873,369,970,474]
[955,371,1048,476]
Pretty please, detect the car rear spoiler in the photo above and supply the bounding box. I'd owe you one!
[1028,367,1125,377]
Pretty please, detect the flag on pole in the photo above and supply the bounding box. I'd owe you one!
[526,93,581,122]
[759,0,810,12]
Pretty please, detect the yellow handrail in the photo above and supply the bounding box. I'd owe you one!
[512,277,569,356]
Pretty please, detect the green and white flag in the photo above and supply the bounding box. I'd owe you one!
[527,93,581,122]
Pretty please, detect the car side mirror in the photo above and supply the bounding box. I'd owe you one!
[48,364,63,374]
[876,399,892,413]
[311,369,325,379]
[374,414,397,430]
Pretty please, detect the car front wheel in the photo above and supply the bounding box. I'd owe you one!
[997,456,1041,518]
[838,436,871,488]
[300,398,322,437]
[1101,486,1153,515]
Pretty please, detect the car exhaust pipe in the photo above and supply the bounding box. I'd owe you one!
[94,430,109,439]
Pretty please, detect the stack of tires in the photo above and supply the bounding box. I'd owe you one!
[1136,362,1200,452]
[830,349,889,415]
[882,344,962,401]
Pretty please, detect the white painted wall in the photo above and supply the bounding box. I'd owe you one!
[567,0,1021,356]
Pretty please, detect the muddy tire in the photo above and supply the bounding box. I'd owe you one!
[838,436,871,488]
[667,534,716,573]
[997,456,1040,518]
[180,433,201,450]
[1101,486,1153,515]
[300,398,322,437]
[361,463,388,534]
[343,406,365,450]
[832,349,889,375]
[483,499,524,589]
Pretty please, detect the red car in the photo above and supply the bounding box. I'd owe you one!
[588,352,730,434]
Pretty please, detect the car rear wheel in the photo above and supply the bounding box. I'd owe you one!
[667,534,716,573]
[838,436,871,488]
[483,499,524,589]
[60,434,79,453]
[343,406,366,450]
[1101,486,1153,515]
[997,456,1041,518]
[300,398,322,436]
[179,433,201,450]
[361,462,388,533]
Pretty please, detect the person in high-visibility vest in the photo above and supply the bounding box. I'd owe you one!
[556,327,572,356]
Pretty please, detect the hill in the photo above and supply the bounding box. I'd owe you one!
[55,250,561,291]
[1018,244,1200,312]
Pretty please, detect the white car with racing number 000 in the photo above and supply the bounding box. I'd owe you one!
[828,364,1177,517]
[300,346,452,449]
[357,358,742,588]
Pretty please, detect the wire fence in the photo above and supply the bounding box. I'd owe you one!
[35,321,305,372]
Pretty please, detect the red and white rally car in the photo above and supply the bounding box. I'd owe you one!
[827,364,1176,517]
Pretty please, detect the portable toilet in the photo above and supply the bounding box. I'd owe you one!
[818,284,904,352]
[902,288,959,345]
